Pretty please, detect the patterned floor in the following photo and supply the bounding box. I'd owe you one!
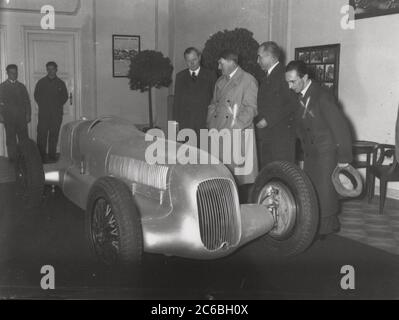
[1,156,399,256]
[339,198,399,255]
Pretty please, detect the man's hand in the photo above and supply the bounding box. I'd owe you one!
[337,163,349,168]
[256,118,267,129]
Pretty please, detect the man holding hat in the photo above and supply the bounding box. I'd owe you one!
[285,60,353,237]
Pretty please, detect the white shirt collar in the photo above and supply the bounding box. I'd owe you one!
[229,67,239,79]
[7,79,17,84]
[267,61,279,76]
[190,67,200,77]
[301,80,312,97]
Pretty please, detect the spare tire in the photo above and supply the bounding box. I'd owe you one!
[15,138,44,209]
[250,161,319,257]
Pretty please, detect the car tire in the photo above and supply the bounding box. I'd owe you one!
[86,177,143,268]
[15,138,45,209]
[250,161,319,257]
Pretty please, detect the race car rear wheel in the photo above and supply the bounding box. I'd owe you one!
[15,138,44,209]
[86,177,143,268]
[250,161,319,257]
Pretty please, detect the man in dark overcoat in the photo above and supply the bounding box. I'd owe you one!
[285,60,353,236]
[255,42,297,168]
[173,47,216,137]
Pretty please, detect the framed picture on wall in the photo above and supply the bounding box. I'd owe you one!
[112,35,140,78]
[349,0,399,19]
[295,44,340,98]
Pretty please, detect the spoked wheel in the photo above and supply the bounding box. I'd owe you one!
[251,161,319,257]
[15,139,44,209]
[91,198,120,266]
[86,177,143,268]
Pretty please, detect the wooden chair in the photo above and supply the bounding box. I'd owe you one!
[352,140,379,198]
[368,144,399,214]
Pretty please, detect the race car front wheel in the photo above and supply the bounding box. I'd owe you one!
[250,161,319,257]
[86,177,143,268]
[15,138,45,209]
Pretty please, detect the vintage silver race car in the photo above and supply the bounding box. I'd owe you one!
[15,116,319,267]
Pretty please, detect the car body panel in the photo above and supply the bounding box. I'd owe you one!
[44,117,275,259]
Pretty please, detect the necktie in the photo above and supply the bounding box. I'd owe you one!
[191,72,197,81]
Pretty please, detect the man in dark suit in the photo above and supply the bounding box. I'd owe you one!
[285,60,353,236]
[173,47,216,137]
[34,61,68,163]
[0,64,31,162]
[255,42,297,168]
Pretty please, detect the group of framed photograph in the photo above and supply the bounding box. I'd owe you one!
[350,0,399,20]
[295,44,340,98]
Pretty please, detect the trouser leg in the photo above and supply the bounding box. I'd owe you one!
[257,140,273,170]
[48,114,62,159]
[304,151,340,235]
[37,112,50,160]
[4,121,17,160]
[15,121,29,143]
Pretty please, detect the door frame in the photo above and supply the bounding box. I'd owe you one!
[0,25,7,157]
[0,25,6,81]
[23,26,82,139]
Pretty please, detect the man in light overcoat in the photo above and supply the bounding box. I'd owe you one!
[207,50,258,199]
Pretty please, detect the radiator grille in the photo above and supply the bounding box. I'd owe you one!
[196,179,239,251]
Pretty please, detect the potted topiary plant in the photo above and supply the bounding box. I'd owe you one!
[202,28,262,81]
[128,50,173,129]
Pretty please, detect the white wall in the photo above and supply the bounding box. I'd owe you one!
[172,0,272,73]
[95,0,157,125]
[0,0,96,118]
[287,0,399,197]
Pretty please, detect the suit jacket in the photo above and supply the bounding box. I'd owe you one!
[295,81,353,163]
[207,67,258,184]
[173,67,216,134]
[0,80,31,124]
[34,76,68,116]
[256,63,297,141]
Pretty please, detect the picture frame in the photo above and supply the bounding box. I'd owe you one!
[295,44,340,98]
[112,35,140,78]
[349,0,399,20]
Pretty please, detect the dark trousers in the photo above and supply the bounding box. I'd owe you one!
[304,149,340,235]
[4,119,29,160]
[37,111,62,159]
[257,132,296,170]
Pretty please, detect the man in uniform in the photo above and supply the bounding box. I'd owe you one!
[34,61,68,163]
[0,64,31,162]
[285,60,353,236]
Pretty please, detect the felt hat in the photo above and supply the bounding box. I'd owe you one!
[331,164,363,198]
